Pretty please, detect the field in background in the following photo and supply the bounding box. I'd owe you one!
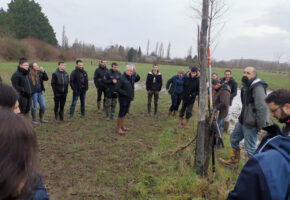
[0,60,289,200]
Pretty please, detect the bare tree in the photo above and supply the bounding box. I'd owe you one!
[146,40,150,56]
[188,45,193,57]
[274,51,284,64]
[155,42,159,56]
[61,25,69,50]
[166,42,171,59]
[159,42,164,58]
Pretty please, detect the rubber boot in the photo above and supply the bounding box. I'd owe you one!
[81,105,86,118]
[97,101,101,113]
[117,118,125,135]
[178,118,183,126]
[105,107,110,121]
[39,110,48,123]
[184,119,190,127]
[154,104,158,117]
[147,104,151,116]
[59,111,64,121]
[31,110,39,124]
[121,117,130,131]
[54,111,59,122]
[70,107,75,119]
[168,111,172,118]
[218,148,241,169]
[111,106,116,120]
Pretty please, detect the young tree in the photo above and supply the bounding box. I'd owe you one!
[146,40,150,56]
[61,25,69,50]
[166,42,171,59]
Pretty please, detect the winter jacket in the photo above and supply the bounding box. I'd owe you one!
[166,75,184,95]
[220,77,238,105]
[238,77,269,130]
[182,73,200,104]
[146,70,162,91]
[131,72,140,100]
[11,66,33,98]
[32,71,49,93]
[213,84,231,119]
[116,73,134,101]
[94,64,108,88]
[228,123,290,200]
[104,69,122,97]
[51,68,69,95]
[70,67,88,93]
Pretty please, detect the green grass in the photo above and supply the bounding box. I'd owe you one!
[0,60,289,199]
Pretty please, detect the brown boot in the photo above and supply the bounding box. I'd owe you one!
[121,117,130,131]
[173,111,176,118]
[184,119,190,127]
[168,111,172,118]
[117,118,125,135]
[178,118,183,126]
[219,148,241,169]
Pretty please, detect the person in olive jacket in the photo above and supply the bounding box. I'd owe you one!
[116,65,135,135]
[69,60,89,118]
[11,57,33,116]
[104,62,122,120]
[94,60,109,112]
[179,66,200,126]
[51,61,69,121]
[146,64,162,116]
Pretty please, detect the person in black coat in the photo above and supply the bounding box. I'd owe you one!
[94,60,109,112]
[51,61,69,121]
[146,64,162,116]
[11,57,34,116]
[179,66,200,126]
[29,62,49,124]
[116,65,135,135]
[104,62,122,120]
[69,60,89,118]
[166,69,185,118]
[0,75,2,83]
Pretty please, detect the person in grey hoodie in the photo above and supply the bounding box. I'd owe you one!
[219,66,269,169]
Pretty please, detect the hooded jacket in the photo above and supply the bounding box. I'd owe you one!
[51,68,69,95]
[116,73,135,101]
[220,77,238,105]
[70,67,88,93]
[146,70,162,91]
[166,75,184,95]
[11,66,33,98]
[238,77,269,130]
[94,64,108,88]
[213,84,231,119]
[182,73,199,104]
[104,69,122,97]
[228,123,290,200]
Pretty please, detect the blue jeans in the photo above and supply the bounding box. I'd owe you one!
[31,92,46,111]
[169,93,182,111]
[70,91,86,116]
[230,122,258,157]
[217,119,223,136]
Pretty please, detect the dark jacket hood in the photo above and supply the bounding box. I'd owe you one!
[249,78,268,90]
[99,64,106,69]
[18,66,29,75]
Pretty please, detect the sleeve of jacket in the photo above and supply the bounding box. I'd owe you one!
[158,75,163,91]
[116,79,128,97]
[227,158,271,200]
[85,71,89,91]
[11,73,24,94]
[145,73,150,91]
[93,69,98,88]
[51,73,57,94]
[253,86,269,130]
[231,80,238,99]
[40,71,49,81]
[216,90,230,111]
[103,72,113,85]
[166,76,173,90]
[135,73,140,83]
[70,71,76,91]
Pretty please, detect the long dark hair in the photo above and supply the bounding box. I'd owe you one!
[0,110,39,200]
[29,62,39,86]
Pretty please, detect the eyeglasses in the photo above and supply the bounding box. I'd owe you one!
[270,105,282,114]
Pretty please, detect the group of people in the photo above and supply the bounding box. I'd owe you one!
[0,57,289,199]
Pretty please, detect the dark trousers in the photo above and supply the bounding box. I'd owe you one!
[54,93,67,115]
[169,93,182,111]
[118,98,131,118]
[179,99,196,119]
[19,95,32,114]
[147,90,159,106]
[97,87,106,102]
[70,91,86,115]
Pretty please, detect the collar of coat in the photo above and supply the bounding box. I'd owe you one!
[148,71,161,75]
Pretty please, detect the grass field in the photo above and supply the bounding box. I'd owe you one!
[0,60,289,199]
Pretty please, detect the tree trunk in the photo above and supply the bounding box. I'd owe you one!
[194,0,210,176]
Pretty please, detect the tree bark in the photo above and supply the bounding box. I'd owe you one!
[194,0,210,176]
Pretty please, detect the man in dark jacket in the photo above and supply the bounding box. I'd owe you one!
[104,62,122,120]
[166,69,185,118]
[11,57,33,116]
[116,65,135,135]
[227,89,290,200]
[94,60,109,112]
[51,61,69,121]
[179,66,200,126]
[69,60,89,118]
[146,64,162,116]
[219,66,269,169]
[220,70,238,133]
[212,79,231,135]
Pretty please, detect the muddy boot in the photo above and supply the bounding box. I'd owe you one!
[218,148,241,169]
[154,104,158,117]
[184,119,190,127]
[147,104,151,116]
[117,118,125,135]
[168,111,172,118]
[97,101,101,113]
[54,111,59,122]
[121,117,130,131]
[105,107,110,121]
[39,110,48,123]
[178,118,183,126]
[223,121,230,134]
[31,110,39,124]
[59,111,64,121]
[70,107,75,119]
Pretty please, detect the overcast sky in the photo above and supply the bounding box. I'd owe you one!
[1,0,290,62]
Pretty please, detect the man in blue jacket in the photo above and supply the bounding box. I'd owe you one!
[227,89,290,200]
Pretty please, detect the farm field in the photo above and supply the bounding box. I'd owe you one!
[1,60,289,200]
